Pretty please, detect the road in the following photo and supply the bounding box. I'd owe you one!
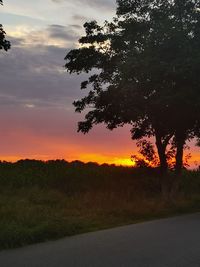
[0,213,200,267]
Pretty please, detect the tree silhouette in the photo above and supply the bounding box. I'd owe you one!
[0,0,11,51]
[65,0,200,184]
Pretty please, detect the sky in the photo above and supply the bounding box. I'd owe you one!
[0,0,199,167]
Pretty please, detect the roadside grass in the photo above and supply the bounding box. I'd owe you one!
[0,160,200,250]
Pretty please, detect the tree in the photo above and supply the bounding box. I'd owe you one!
[65,0,200,182]
[0,0,11,51]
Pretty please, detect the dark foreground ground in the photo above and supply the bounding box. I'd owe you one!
[0,213,200,267]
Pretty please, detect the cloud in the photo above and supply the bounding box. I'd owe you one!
[0,27,87,111]
[0,18,92,114]
[51,0,61,2]
[0,12,46,27]
[52,0,116,11]
[47,24,79,42]
[8,23,80,49]
[8,36,24,46]
[69,24,83,30]
[72,14,89,22]
[0,58,81,108]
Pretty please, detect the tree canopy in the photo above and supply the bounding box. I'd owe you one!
[65,0,200,177]
[0,0,11,51]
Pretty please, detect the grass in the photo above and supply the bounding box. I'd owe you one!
[0,160,200,250]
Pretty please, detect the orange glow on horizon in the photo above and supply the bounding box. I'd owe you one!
[0,152,199,168]
[0,152,200,168]
[0,154,136,167]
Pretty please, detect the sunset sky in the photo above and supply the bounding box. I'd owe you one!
[0,0,199,166]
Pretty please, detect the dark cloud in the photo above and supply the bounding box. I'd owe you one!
[0,36,87,110]
[7,36,24,46]
[0,21,85,110]
[47,24,79,41]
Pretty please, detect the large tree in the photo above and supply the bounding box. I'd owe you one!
[0,0,11,51]
[65,0,200,180]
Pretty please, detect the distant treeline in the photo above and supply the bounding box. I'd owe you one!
[0,159,200,197]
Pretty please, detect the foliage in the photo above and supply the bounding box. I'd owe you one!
[0,0,11,51]
[131,139,192,169]
[131,139,159,168]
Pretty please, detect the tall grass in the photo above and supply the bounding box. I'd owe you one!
[0,160,161,194]
[0,159,200,250]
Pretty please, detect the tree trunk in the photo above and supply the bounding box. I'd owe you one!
[170,134,185,200]
[155,133,169,200]
[155,135,168,174]
[175,138,185,176]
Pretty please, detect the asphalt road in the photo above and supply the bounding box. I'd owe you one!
[1,213,200,267]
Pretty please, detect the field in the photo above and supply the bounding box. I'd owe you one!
[0,160,200,250]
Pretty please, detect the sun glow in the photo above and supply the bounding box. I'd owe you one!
[112,158,136,167]
[77,154,137,167]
